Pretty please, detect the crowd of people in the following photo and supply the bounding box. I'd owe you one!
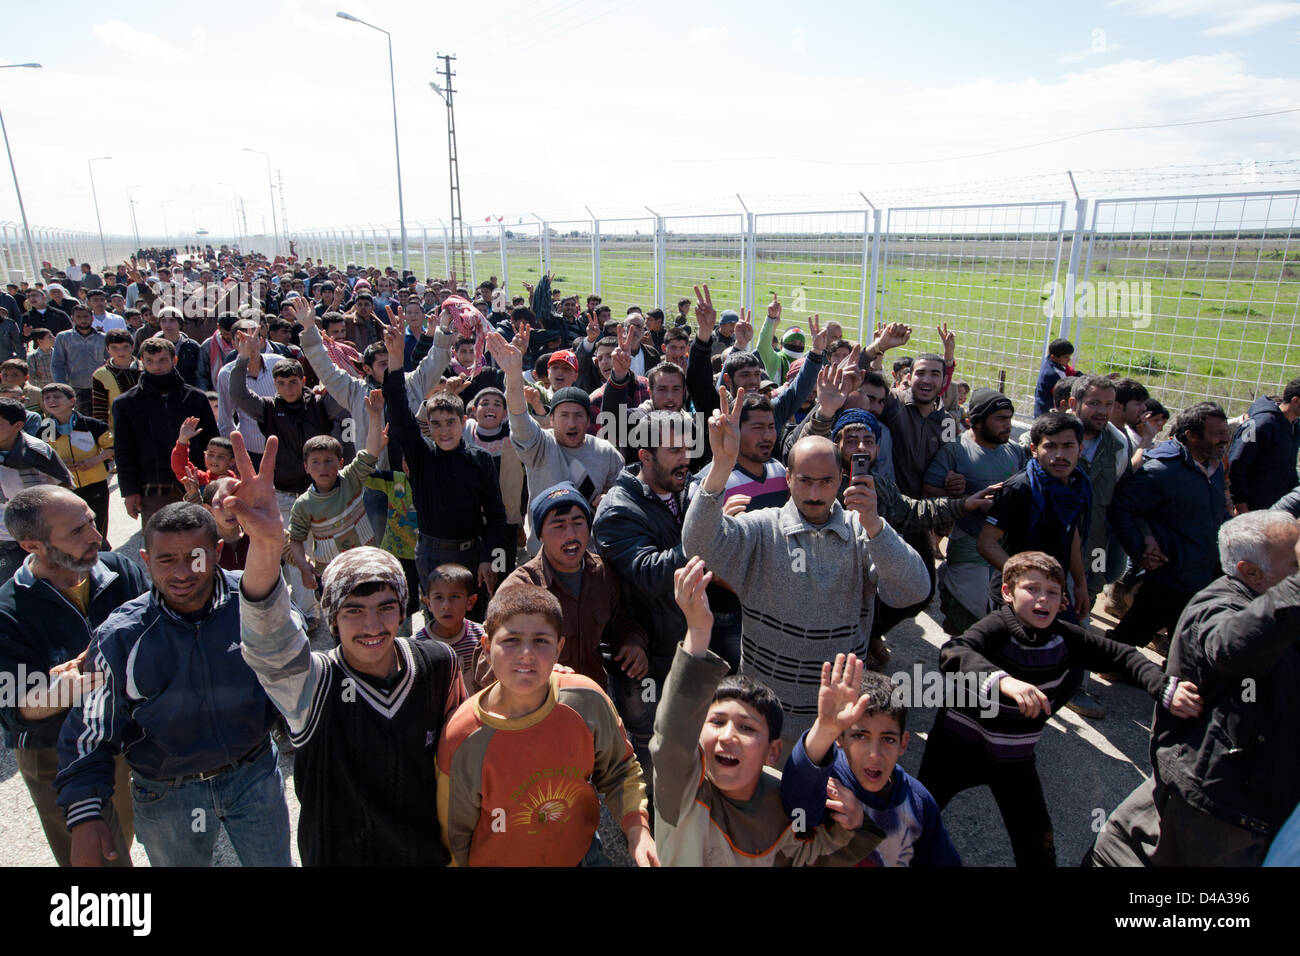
[0,245,1296,868]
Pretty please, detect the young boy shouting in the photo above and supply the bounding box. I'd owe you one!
[288,389,386,586]
[917,550,1203,866]
[781,656,960,866]
[650,556,886,866]
[436,584,657,867]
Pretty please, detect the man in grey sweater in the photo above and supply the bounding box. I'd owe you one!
[682,388,930,747]
[487,330,625,552]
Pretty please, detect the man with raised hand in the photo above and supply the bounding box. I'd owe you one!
[681,387,929,749]
[487,329,624,550]
[226,432,465,866]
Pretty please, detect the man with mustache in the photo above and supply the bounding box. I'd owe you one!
[0,486,148,867]
[682,390,930,752]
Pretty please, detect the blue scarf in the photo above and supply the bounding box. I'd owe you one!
[1026,457,1092,561]
[55,412,80,437]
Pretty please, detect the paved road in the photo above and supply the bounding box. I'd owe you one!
[0,477,1158,867]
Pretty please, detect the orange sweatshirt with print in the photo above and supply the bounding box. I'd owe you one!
[436,672,649,867]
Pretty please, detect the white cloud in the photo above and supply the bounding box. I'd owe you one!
[687,25,730,46]
[89,21,188,63]
[1109,0,1300,36]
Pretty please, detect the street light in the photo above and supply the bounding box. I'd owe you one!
[337,11,409,273]
[87,155,111,267]
[0,63,43,283]
[242,147,281,257]
[126,184,143,249]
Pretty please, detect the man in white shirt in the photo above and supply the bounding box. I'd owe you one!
[216,319,282,467]
[84,290,126,333]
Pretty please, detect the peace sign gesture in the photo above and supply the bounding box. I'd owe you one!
[734,308,754,350]
[708,384,746,468]
[693,284,716,341]
[809,313,828,353]
[936,322,956,363]
[612,324,633,380]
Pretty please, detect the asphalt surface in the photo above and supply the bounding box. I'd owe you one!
[0,477,1159,867]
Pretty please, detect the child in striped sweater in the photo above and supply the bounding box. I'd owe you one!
[288,390,385,588]
[917,550,1203,866]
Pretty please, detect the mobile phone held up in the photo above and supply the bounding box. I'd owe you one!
[850,453,871,483]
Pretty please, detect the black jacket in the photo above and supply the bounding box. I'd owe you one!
[23,306,71,336]
[592,465,698,679]
[230,357,335,494]
[1227,397,1300,511]
[1154,571,1300,836]
[112,370,218,497]
[0,553,151,749]
[1109,439,1228,594]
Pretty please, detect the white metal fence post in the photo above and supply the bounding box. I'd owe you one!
[467,225,477,289]
[866,208,883,341]
[1060,197,1090,342]
[498,223,509,292]
[744,211,757,314]
[653,216,665,309]
[422,225,429,279]
[592,218,601,296]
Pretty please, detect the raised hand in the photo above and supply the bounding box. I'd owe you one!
[809,313,828,353]
[484,330,523,377]
[382,321,404,358]
[673,556,714,655]
[767,292,781,323]
[693,284,716,342]
[216,432,283,545]
[733,308,754,350]
[707,385,745,467]
[235,328,258,359]
[937,322,956,363]
[612,324,633,380]
[816,653,873,734]
[364,388,384,417]
[289,295,315,328]
[177,416,202,443]
[586,310,601,344]
[876,322,912,353]
[815,360,849,418]
[522,384,545,415]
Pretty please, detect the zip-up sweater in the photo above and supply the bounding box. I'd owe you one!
[681,490,930,739]
[230,356,337,494]
[0,553,150,749]
[54,570,280,827]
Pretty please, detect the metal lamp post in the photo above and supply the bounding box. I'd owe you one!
[242,147,281,257]
[337,11,409,273]
[87,155,111,267]
[0,63,43,282]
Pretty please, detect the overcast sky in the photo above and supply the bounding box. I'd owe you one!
[0,0,1297,241]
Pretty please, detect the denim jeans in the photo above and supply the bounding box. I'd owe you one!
[708,611,743,675]
[130,742,292,867]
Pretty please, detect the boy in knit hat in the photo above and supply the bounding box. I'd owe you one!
[233,432,466,866]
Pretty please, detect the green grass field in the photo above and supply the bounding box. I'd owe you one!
[309,240,1300,417]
